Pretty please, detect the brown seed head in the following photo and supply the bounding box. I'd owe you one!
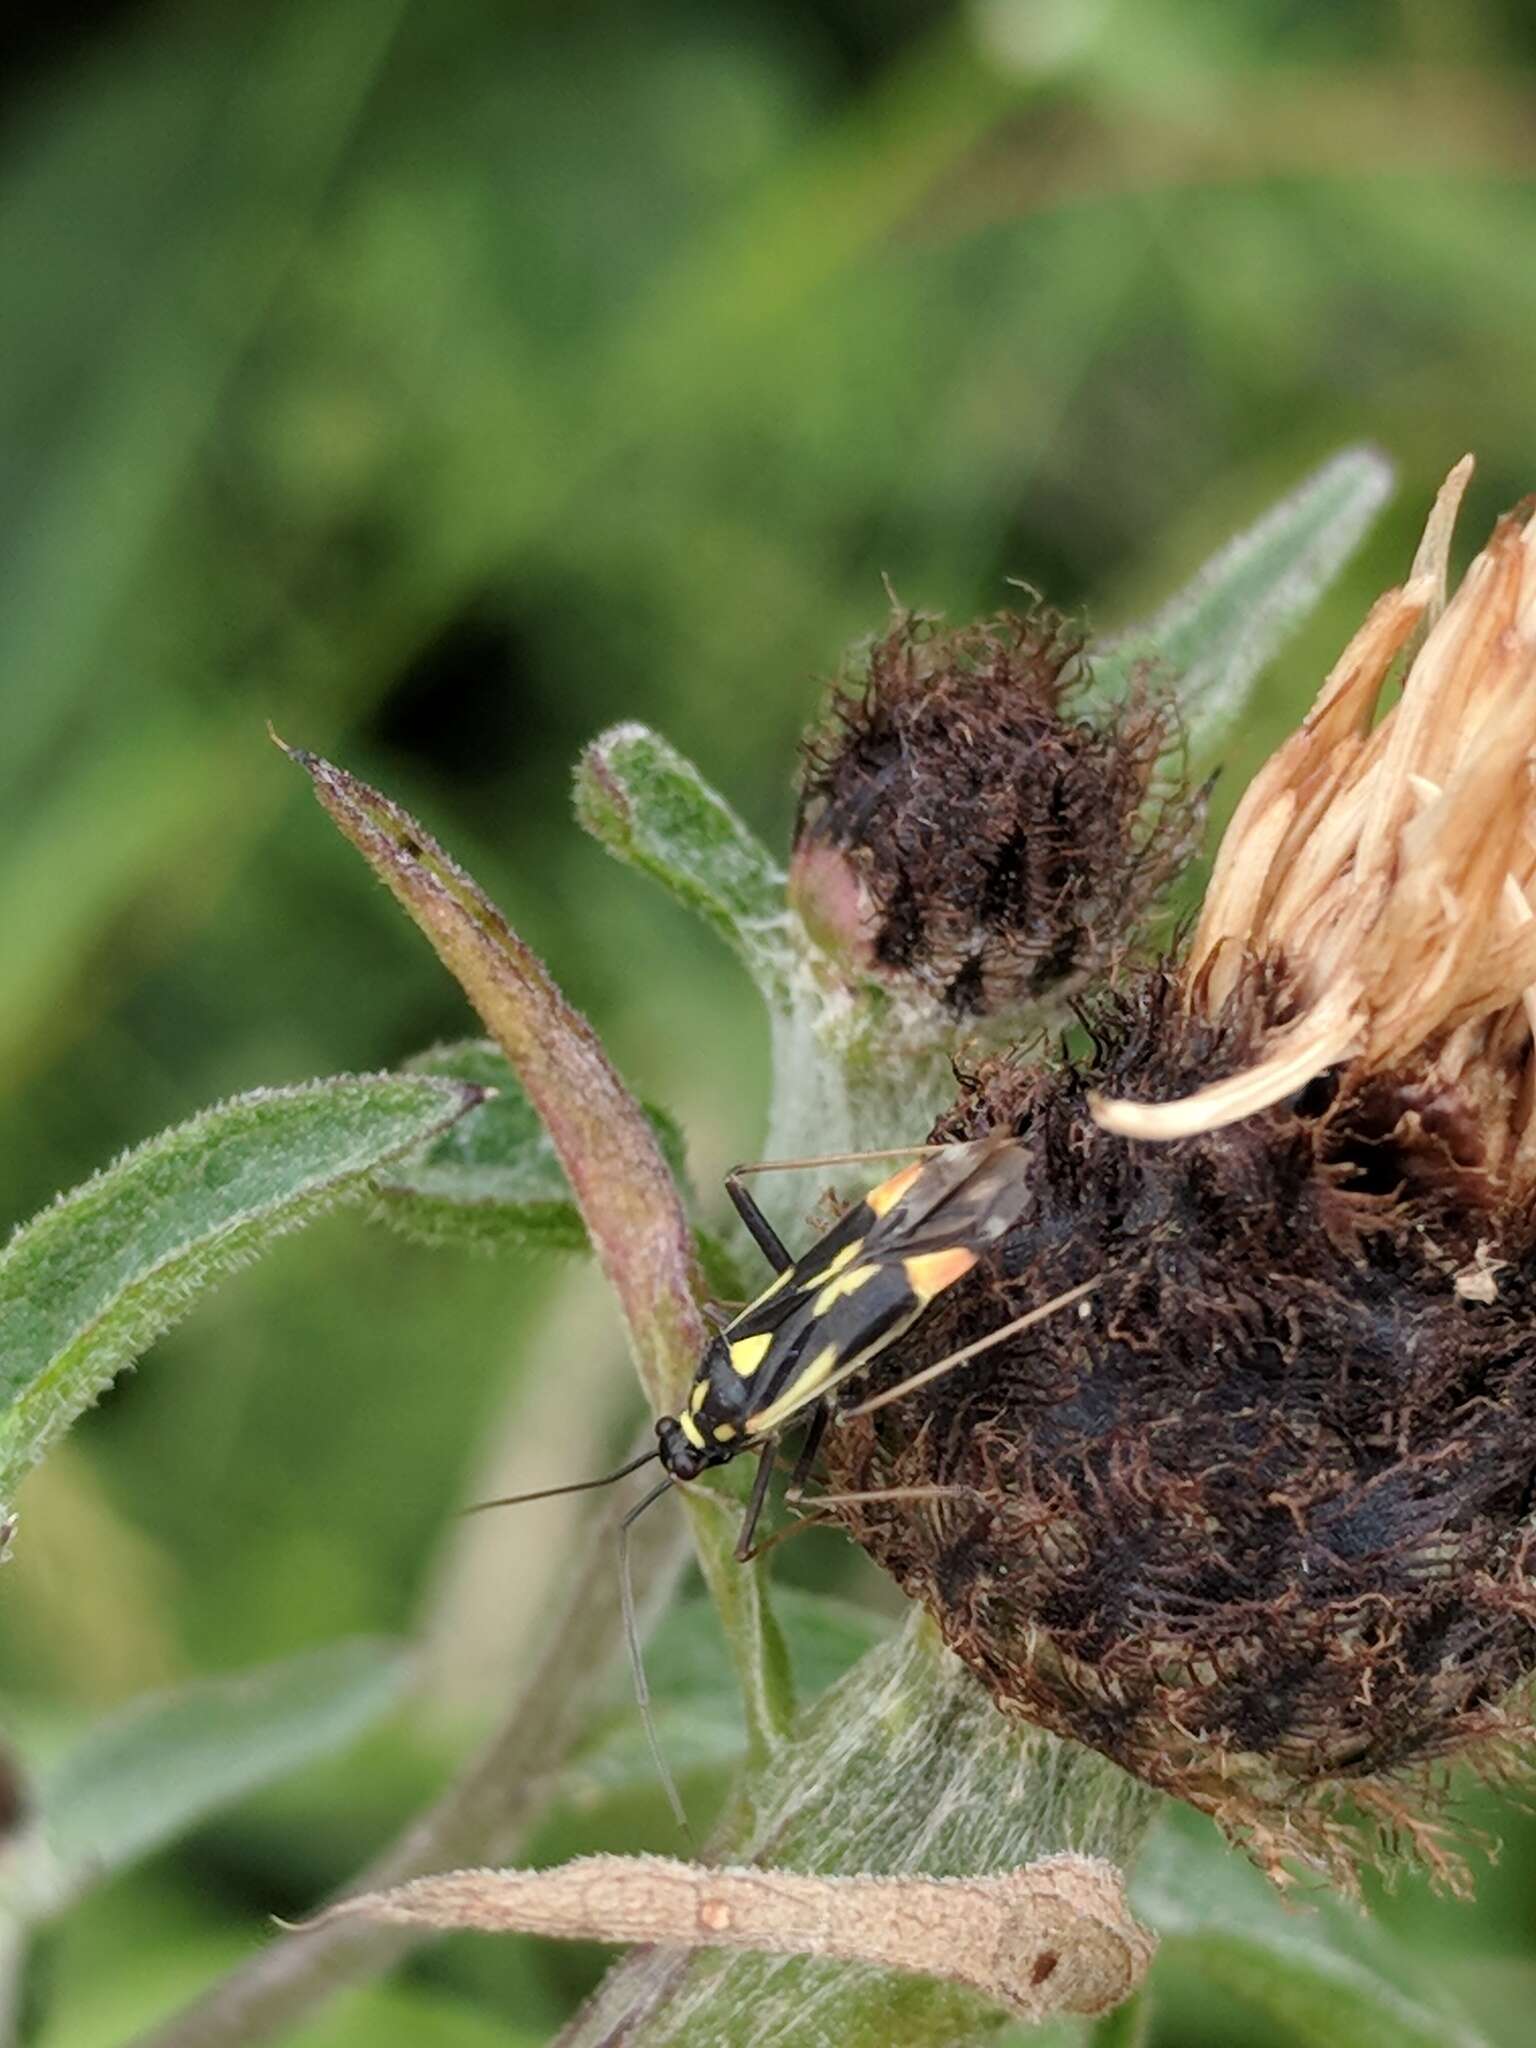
[791,603,1198,1017]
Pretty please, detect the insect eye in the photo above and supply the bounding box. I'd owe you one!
[655,1416,707,1482]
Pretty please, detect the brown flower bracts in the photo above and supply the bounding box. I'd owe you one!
[792,602,1199,1019]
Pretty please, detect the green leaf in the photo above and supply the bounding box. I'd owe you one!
[574,723,793,995]
[1133,1808,1492,2048]
[20,1639,410,1919]
[0,1074,480,1508]
[372,1041,690,1255]
[1091,445,1395,765]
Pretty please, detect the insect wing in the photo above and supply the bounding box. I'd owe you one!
[860,1135,1032,1259]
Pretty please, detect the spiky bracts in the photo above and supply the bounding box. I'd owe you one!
[792,604,1197,1019]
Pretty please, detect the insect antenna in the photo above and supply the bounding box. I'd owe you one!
[618,1475,692,1840]
[460,1445,660,1516]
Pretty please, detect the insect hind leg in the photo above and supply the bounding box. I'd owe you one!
[726,1143,944,1275]
[725,1171,793,1274]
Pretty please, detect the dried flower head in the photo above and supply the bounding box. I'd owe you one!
[790,603,1199,1018]
[822,462,1536,1888]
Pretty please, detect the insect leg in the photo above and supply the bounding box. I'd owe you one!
[783,1403,830,1504]
[800,1482,980,1510]
[733,1440,781,1563]
[730,1143,944,1181]
[738,1482,981,1566]
[840,1277,1101,1419]
[726,1143,945,1273]
[724,1171,794,1273]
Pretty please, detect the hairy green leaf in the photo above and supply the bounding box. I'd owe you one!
[0,1075,480,1508]
[574,723,794,995]
[1134,1808,1491,2048]
[1091,445,1395,764]
[19,1640,410,1919]
[372,1042,690,1255]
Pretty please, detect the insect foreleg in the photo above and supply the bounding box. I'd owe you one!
[783,1403,830,1504]
[733,1439,781,1563]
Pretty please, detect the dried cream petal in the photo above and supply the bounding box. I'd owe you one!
[1116,464,1536,1177]
[1192,580,1430,994]
[1091,985,1362,1142]
[1407,452,1474,634]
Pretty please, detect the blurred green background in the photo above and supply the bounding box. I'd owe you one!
[7,0,1536,2042]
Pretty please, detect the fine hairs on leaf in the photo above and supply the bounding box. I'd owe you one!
[0,1074,484,1511]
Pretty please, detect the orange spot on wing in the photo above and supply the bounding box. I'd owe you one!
[902,1245,979,1301]
[866,1161,925,1218]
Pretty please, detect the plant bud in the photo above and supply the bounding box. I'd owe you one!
[791,604,1198,1018]
[823,463,1536,1888]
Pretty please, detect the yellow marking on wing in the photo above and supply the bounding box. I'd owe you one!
[812,1262,879,1315]
[713,1422,738,1442]
[902,1245,979,1302]
[690,1380,709,1412]
[728,1330,774,1379]
[747,1343,840,1436]
[866,1160,925,1218]
[726,1266,793,1328]
[678,1410,706,1449]
[801,1239,862,1289]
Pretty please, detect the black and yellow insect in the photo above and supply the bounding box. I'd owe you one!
[652,1135,1042,1547]
[479,1132,1090,1546]
[474,1132,1093,1826]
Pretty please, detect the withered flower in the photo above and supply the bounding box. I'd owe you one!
[822,460,1536,1887]
[791,602,1198,1019]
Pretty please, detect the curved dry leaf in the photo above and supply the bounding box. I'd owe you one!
[298,1850,1154,2024]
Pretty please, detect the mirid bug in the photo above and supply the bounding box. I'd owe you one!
[471,1132,1098,1828]
[481,1133,1097,1554]
[658,1135,1103,1559]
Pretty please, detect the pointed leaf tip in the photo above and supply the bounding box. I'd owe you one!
[575,724,792,995]
[1091,444,1397,765]
[293,748,705,1417]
